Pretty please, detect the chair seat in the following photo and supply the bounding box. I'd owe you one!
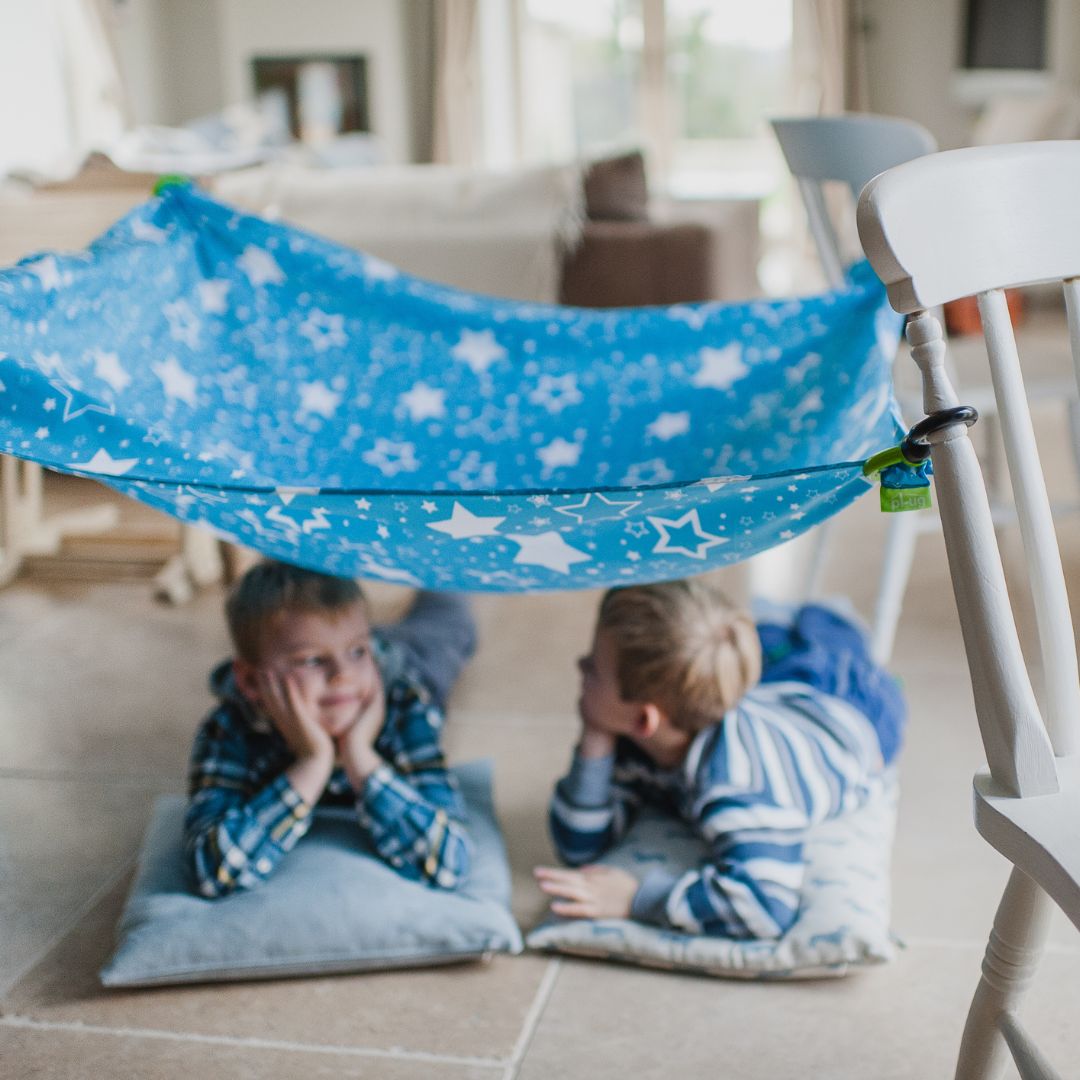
[974,755,1080,931]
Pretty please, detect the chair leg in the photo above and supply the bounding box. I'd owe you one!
[955,867,1055,1080]
[869,510,921,664]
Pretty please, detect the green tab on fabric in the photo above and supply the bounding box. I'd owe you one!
[880,486,932,513]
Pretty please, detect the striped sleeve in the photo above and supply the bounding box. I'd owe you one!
[357,692,471,890]
[184,710,314,899]
[634,685,883,938]
[548,751,643,866]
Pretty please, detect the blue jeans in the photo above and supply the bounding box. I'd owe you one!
[757,604,906,765]
[376,592,477,709]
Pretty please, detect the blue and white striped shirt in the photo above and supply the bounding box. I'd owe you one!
[549,681,886,938]
[185,641,471,898]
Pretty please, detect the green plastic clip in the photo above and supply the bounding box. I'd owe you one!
[862,446,932,513]
[152,173,193,196]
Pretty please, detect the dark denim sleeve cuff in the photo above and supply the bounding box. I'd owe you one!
[559,752,615,808]
[630,868,679,925]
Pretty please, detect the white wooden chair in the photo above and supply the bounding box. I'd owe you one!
[858,140,1080,1080]
[771,114,940,663]
[773,113,1080,665]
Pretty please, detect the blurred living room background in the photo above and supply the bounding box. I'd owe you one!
[0,0,1076,595]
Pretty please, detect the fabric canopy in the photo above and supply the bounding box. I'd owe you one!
[0,184,903,590]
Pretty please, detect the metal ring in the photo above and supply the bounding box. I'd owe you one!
[900,405,979,463]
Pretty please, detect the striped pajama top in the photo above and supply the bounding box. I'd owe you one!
[549,681,886,938]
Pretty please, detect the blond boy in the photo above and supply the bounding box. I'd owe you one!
[185,560,475,898]
[536,578,901,938]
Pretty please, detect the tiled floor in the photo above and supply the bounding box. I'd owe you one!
[3,398,1080,1077]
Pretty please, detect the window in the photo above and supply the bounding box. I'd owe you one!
[519,0,793,199]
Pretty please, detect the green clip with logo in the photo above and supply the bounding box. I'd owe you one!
[862,446,933,513]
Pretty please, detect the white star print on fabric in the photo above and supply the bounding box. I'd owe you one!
[528,373,583,414]
[25,257,62,291]
[427,502,505,539]
[400,383,447,421]
[70,448,139,475]
[131,219,168,244]
[238,245,284,287]
[648,509,727,560]
[93,351,130,393]
[164,300,201,348]
[361,438,419,477]
[153,356,198,407]
[646,411,690,441]
[553,492,641,524]
[692,343,749,390]
[299,310,347,352]
[537,437,582,472]
[197,279,230,313]
[298,380,342,418]
[508,531,591,574]
[451,329,506,374]
[50,381,115,423]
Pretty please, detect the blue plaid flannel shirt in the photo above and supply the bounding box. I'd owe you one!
[184,639,471,898]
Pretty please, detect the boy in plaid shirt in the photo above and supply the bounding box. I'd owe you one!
[184,560,476,898]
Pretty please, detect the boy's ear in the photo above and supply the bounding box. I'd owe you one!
[635,702,668,740]
[232,658,261,704]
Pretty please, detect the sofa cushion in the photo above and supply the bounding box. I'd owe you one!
[583,150,650,221]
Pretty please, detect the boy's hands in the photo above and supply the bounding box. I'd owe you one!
[336,672,386,790]
[533,865,639,920]
[258,670,334,764]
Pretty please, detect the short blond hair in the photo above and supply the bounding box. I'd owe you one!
[597,578,762,733]
[225,560,367,663]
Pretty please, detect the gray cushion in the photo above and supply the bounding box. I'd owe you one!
[527,780,898,979]
[101,759,522,987]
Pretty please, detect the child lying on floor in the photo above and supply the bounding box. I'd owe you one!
[535,578,904,938]
[184,560,476,898]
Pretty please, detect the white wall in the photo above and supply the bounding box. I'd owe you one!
[216,0,414,162]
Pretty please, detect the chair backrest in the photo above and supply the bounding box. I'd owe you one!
[858,141,1080,796]
[772,114,938,287]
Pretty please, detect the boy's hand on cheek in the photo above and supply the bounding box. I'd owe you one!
[533,865,638,919]
[578,725,617,759]
[259,670,334,764]
[336,677,386,789]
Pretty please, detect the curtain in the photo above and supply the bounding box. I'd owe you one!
[432,0,481,166]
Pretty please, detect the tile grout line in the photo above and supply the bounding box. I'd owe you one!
[900,936,1080,957]
[0,856,138,1000]
[499,958,562,1080]
[0,1015,506,1068]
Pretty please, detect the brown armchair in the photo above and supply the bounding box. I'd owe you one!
[559,151,714,307]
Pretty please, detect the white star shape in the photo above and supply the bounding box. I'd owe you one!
[361,438,419,477]
[536,437,582,472]
[646,411,690,441]
[130,218,168,243]
[94,350,130,393]
[238,245,285,287]
[528,373,583,414]
[451,329,506,375]
[152,356,197,407]
[553,492,641,524]
[400,383,447,422]
[427,501,505,539]
[648,509,727,560]
[70,448,139,476]
[197,279,230,313]
[299,309,347,353]
[34,427,48,439]
[298,380,342,418]
[42,398,56,412]
[507,531,591,575]
[421,500,438,513]
[362,255,398,282]
[691,343,749,390]
[49,380,115,423]
[26,256,62,291]
[355,498,372,511]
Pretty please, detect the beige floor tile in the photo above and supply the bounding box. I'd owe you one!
[515,944,1076,1080]
[445,719,578,927]
[0,1024,501,1079]
[3,879,551,1063]
[0,778,166,994]
[0,582,225,776]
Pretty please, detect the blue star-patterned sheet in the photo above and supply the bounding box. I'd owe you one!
[0,183,903,591]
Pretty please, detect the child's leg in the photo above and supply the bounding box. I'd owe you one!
[376,592,477,709]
